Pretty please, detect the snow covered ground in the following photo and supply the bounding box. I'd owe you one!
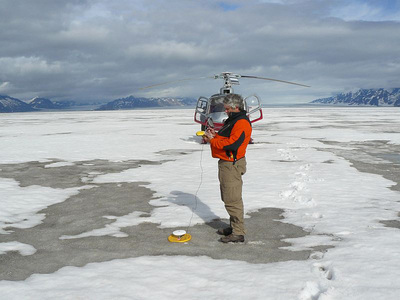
[0,107,399,299]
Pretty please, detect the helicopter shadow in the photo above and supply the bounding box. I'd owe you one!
[168,190,226,230]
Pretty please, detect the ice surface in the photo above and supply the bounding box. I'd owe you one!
[0,108,399,299]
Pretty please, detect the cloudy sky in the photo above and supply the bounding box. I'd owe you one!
[0,0,399,104]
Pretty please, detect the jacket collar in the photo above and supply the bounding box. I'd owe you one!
[225,110,247,123]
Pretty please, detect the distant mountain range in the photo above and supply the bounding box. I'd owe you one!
[0,94,197,113]
[95,96,196,110]
[0,95,78,112]
[310,88,400,106]
[29,97,76,110]
[3,88,400,113]
[0,95,36,112]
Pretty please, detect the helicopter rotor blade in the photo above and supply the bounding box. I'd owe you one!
[241,75,310,88]
[138,76,214,90]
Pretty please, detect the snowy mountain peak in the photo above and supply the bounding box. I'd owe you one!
[29,97,58,109]
[29,96,40,103]
[0,95,37,112]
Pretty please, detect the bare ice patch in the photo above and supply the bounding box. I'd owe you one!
[59,211,153,239]
[0,178,86,234]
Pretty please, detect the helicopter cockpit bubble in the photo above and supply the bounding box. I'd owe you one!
[208,95,228,125]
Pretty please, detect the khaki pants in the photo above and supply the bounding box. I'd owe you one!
[218,157,247,236]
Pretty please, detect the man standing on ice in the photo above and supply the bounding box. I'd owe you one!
[203,94,252,243]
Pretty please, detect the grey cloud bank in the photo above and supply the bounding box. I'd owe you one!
[0,0,399,104]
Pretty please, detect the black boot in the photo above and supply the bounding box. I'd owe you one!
[220,234,245,243]
[217,227,232,236]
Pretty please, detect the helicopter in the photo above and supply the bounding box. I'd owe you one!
[140,71,310,138]
[193,72,310,134]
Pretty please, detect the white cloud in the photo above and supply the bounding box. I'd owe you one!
[0,56,62,75]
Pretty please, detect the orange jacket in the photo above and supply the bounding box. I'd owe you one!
[210,111,252,162]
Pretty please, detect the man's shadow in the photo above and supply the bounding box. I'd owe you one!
[168,190,227,230]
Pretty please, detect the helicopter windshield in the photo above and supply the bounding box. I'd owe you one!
[208,95,228,124]
[210,96,225,112]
